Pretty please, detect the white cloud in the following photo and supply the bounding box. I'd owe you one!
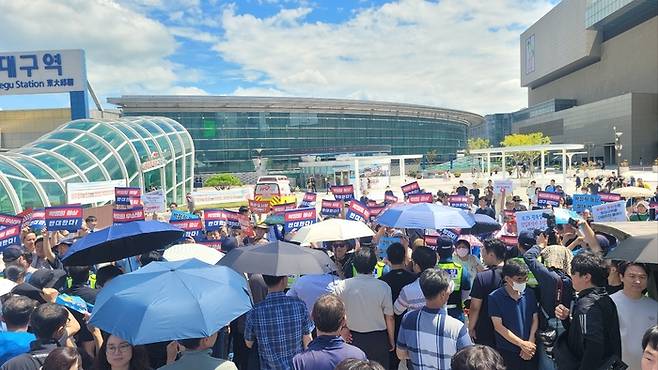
[0,0,207,105]
[170,27,219,43]
[214,0,555,114]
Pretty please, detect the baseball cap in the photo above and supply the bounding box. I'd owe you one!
[517,230,538,248]
[595,234,610,251]
[2,247,24,263]
[436,236,454,257]
[221,237,239,253]
[28,269,67,290]
[10,283,46,304]
[54,237,76,248]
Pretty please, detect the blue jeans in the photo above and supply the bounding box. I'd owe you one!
[538,318,564,370]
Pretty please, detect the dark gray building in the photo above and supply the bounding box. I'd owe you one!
[469,113,513,146]
[513,0,658,165]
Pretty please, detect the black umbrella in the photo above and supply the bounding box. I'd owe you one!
[62,221,184,266]
[606,235,658,264]
[217,240,336,275]
[460,214,501,235]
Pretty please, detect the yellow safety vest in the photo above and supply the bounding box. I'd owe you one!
[352,261,386,278]
[66,274,97,290]
[511,258,538,287]
[288,275,299,288]
[437,262,463,291]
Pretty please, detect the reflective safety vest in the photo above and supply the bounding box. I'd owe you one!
[511,258,538,287]
[66,274,97,290]
[352,261,387,278]
[437,262,463,291]
[288,275,299,288]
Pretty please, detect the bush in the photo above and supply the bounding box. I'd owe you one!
[204,174,242,187]
[453,171,462,178]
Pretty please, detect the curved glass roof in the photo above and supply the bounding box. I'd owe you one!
[0,117,194,214]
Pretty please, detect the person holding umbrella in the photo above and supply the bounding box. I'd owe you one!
[156,332,236,370]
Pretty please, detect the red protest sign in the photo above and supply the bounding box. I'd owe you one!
[283,208,317,232]
[385,194,399,203]
[0,213,23,227]
[368,204,386,217]
[599,192,622,202]
[113,206,145,224]
[401,181,421,196]
[0,225,21,250]
[331,185,355,201]
[345,200,370,223]
[45,205,83,231]
[408,193,433,204]
[499,235,518,246]
[248,200,271,215]
[272,202,296,213]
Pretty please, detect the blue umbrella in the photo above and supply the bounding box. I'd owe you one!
[62,221,184,266]
[89,259,252,345]
[375,203,476,229]
[460,213,501,235]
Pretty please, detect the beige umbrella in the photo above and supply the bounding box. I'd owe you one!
[163,243,225,265]
[611,186,654,198]
[289,218,375,245]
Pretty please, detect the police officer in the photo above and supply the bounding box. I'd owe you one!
[436,236,471,321]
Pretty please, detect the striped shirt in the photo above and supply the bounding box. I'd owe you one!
[397,307,472,370]
[394,279,426,315]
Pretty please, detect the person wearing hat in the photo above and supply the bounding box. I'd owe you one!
[512,195,528,212]
[513,230,541,288]
[2,248,37,282]
[436,236,471,322]
[247,223,269,246]
[629,201,651,221]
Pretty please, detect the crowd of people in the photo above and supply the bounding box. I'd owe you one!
[1,174,657,370]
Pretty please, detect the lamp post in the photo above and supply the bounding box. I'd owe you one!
[613,126,623,174]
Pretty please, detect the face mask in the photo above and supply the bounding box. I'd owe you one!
[512,281,527,293]
[456,248,469,258]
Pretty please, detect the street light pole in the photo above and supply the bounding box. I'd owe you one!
[613,126,623,174]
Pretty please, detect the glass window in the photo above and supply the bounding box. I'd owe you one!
[63,120,97,131]
[33,141,62,151]
[102,156,125,180]
[0,182,15,213]
[118,146,138,176]
[45,131,81,142]
[84,167,108,182]
[8,178,44,209]
[90,125,126,148]
[72,135,111,161]
[9,159,54,180]
[0,159,27,178]
[29,153,78,178]
[39,182,66,206]
[53,145,98,169]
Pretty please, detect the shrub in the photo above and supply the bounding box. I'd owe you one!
[204,174,242,187]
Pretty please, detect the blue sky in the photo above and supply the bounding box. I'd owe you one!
[0,0,557,114]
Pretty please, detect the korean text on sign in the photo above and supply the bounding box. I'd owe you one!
[170,219,204,238]
[249,200,271,215]
[385,194,399,203]
[345,200,370,223]
[283,208,317,233]
[571,194,603,213]
[0,225,21,251]
[204,209,229,231]
[45,205,83,231]
[321,200,342,217]
[331,185,355,201]
[0,50,85,96]
[515,209,549,234]
[113,206,145,224]
[408,193,433,204]
[599,192,622,203]
[592,201,627,222]
[115,187,142,206]
[401,181,421,196]
[0,213,23,227]
[537,191,562,207]
[448,195,469,209]
[299,192,317,208]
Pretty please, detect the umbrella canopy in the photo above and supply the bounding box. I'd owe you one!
[264,214,285,225]
[375,203,476,229]
[592,221,658,263]
[163,243,225,265]
[460,214,501,235]
[289,218,374,245]
[62,221,184,266]
[612,186,654,198]
[218,240,336,275]
[89,259,251,344]
[457,234,484,247]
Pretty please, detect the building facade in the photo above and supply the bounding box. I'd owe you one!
[469,113,513,146]
[109,96,483,176]
[0,117,194,213]
[514,0,658,165]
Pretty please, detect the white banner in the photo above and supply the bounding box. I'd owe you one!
[191,186,253,206]
[494,179,514,194]
[66,180,127,205]
[0,49,86,96]
[592,201,628,222]
[142,189,166,213]
[515,209,549,234]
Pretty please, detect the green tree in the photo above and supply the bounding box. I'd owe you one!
[500,133,551,177]
[204,174,242,188]
[467,138,491,151]
[425,149,438,164]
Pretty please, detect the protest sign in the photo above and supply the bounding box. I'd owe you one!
[367,200,378,207]
[141,189,166,213]
[345,200,371,223]
[283,208,317,233]
[408,193,433,204]
[494,180,513,194]
[299,192,317,208]
[401,181,421,196]
[515,209,549,234]
[115,187,142,206]
[368,204,386,218]
[203,209,229,231]
[45,205,83,231]
[321,200,342,217]
[223,210,247,228]
[21,209,46,229]
[537,191,562,207]
[170,218,204,238]
[271,202,296,213]
[448,195,469,209]
[190,187,253,206]
[198,239,223,249]
[599,192,622,202]
[499,235,518,246]
[0,225,21,251]
[170,210,199,221]
[112,206,145,224]
[66,180,126,205]
[650,202,658,209]
[249,200,271,215]
[571,194,603,213]
[377,236,400,259]
[424,235,438,248]
[331,185,355,201]
[592,201,627,222]
[385,194,398,203]
[553,208,582,225]
[56,294,90,314]
[504,210,516,218]
[0,213,23,227]
[439,228,460,243]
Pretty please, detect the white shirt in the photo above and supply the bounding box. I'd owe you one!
[330,274,393,332]
[611,291,658,370]
[286,273,336,315]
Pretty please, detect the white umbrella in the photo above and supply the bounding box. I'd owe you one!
[611,186,654,198]
[163,243,225,265]
[289,218,375,245]
[0,279,16,296]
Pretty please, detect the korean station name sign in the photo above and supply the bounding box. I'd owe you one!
[0,49,86,95]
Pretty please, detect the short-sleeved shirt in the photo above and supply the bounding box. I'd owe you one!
[286,274,336,316]
[394,279,425,315]
[0,332,36,365]
[292,335,366,370]
[397,307,472,370]
[469,267,503,346]
[330,274,394,333]
[379,269,417,304]
[610,291,658,370]
[488,287,537,353]
[244,292,312,370]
